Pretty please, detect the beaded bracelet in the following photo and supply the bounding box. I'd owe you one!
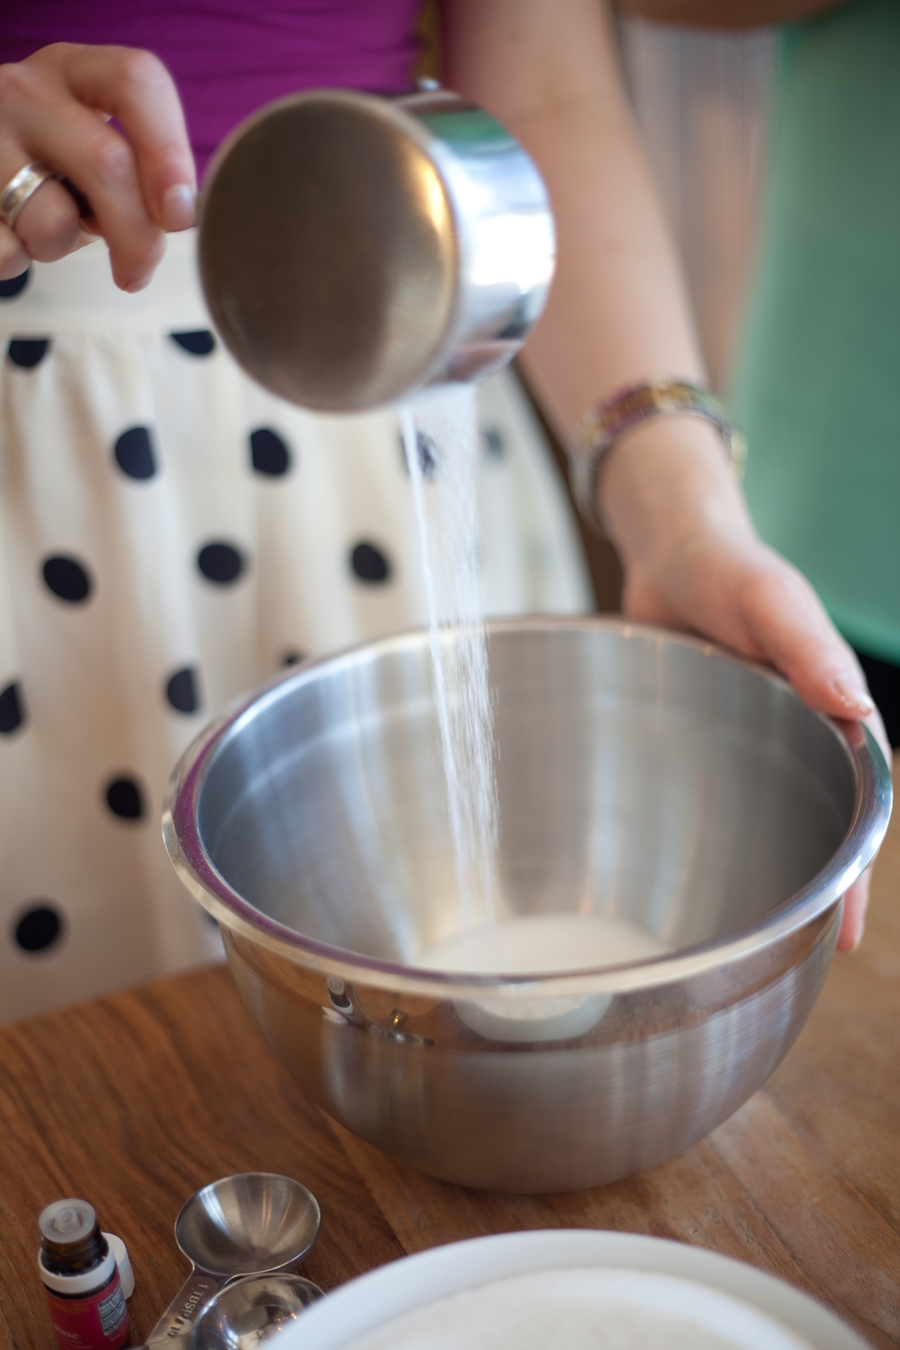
[567,379,747,534]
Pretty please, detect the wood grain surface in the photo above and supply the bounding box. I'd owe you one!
[2,768,898,1350]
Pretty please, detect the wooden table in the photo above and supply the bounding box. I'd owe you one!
[3,782,899,1350]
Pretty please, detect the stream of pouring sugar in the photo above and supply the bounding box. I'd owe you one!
[399,390,668,982]
[399,388,499,931]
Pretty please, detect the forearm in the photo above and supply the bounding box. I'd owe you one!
[445,0,703,430]
[443,0,752,560]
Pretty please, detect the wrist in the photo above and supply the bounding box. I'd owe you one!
[599,413,755,573]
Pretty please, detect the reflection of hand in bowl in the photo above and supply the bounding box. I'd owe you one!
[416,913,668,1042]
[164,619,892,1192]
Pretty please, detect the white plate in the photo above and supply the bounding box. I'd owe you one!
[273,1230,871,1350]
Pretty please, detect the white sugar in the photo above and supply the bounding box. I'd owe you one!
[340,1267,815,1350]
[400,387,499,932]
[416,913,670,1042]
[416,912,669,977]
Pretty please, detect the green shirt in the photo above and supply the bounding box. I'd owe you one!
[734,0,900,663]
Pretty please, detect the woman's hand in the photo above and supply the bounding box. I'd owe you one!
[0,42,195,291]
[602,414,890,951]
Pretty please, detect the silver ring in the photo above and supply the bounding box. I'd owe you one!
[0,161,55,229]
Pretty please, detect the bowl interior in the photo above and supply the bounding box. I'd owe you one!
[194,624,856,967]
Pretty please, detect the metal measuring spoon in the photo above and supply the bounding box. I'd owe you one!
[137,1274,324,1350]
[146,1173,321,1343]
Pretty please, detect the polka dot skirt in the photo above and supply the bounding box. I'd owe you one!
[0,233,592,1022]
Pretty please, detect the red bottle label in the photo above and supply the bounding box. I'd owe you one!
[44,1268,130,1350]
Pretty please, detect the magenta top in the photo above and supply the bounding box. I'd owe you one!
[2,1,422,178]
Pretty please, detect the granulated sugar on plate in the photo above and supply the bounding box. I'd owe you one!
[338,1267,815,1350]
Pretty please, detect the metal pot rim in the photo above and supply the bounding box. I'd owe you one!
[162,617,892,998]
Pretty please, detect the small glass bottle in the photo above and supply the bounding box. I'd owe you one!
[38,1199,130,1350]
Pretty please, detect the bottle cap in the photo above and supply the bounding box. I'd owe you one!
[39,1199,96,1245]
[38,1245,117,1295]
[103,1234,135,1300]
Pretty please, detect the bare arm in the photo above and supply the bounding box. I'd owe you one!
[614,0,847,28]
[444,0,885,948]
[444,0,707,431]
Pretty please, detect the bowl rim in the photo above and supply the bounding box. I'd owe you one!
[162,617,892,998]
[269,1228,869,1350]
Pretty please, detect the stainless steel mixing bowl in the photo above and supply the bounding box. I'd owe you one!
[163,619,890,1193]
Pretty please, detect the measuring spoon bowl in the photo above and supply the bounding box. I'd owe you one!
[193,1273,324,1350]
[137,1275,324,1350]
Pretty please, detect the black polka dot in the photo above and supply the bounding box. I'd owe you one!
[282,651,305,666]
[482,426,505,458]
[400,430,439,479]
[170,329,216,356]
[0,681,25,735]
[8,338,50,369]
[166,666,199,714]
[250,428,291,476]
[42,555,92,603]
[114,425,157,480]
[0,269,30,299]
[13,902,64,953]
[351,542,391,583]
[105,776,145,820]
[197,542,246,584]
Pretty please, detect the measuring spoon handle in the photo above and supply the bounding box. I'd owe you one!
[133,1338,193,1350]
[144,1268,226,1343]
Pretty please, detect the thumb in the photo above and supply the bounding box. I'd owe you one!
[738,560,874,720]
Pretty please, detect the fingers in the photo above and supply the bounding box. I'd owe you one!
[737,554,875,720]
[738,559,888,953]
[626,520,877,723]
[863,707,893,774]
[0,44,194,290]
[837,871,870,951]
[63,45,196,229]
[6,104,164,289]
[0,219,30,278]
[10,176,83,261]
